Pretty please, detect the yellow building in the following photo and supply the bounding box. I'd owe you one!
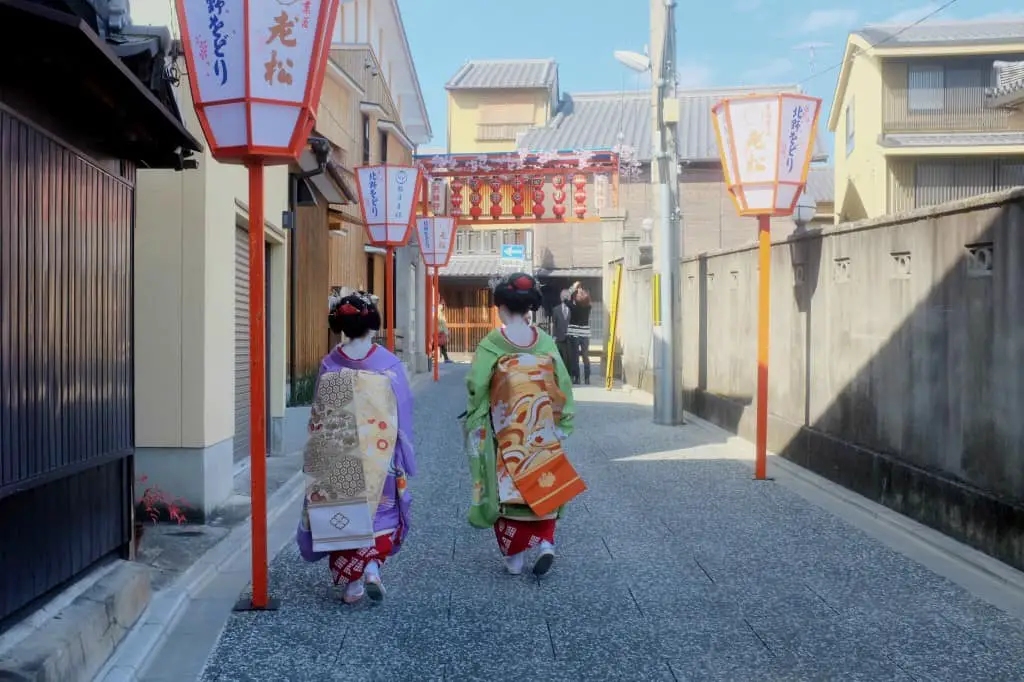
[445,59,559,153]
[829,19,1024,222]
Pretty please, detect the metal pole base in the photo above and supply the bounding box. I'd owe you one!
[233,597,281,612]
[752,476,776,482]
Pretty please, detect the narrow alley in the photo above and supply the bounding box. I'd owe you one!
[168,365,1024,681]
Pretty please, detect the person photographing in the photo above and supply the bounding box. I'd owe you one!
[566,281,592,385]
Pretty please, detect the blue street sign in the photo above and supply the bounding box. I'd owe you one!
[500,244,526,260]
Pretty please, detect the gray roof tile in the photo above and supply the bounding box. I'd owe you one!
[438,255,504,278]
[446,59,557,91]
[518,86,828,162]
[805,166,834,204]
[856,19,1024,48]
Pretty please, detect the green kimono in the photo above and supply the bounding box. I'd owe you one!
[462,328,575,529]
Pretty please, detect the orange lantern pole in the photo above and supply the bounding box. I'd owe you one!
[710,93,822,481]
[175,0,340,610]
[354,165,423,353]
[414,214,456,381]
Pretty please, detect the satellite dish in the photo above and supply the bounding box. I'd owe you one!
[614,50,651,73]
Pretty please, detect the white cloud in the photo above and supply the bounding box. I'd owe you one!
[677,63,714,88]
[799,9,858,33]
[881,4,942,24]
[974,10,1024,19]
[742,57,794,83]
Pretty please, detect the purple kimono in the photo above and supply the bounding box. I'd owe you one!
[296,343,416,570]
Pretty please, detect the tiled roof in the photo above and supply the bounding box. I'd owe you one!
[518,86,828,163]
[438,255,504,278]
[855,19,1024,48]
[805,166,834,205]
[445,59,557,91]
[988,61,1024,108]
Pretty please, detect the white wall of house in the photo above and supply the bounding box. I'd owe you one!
[131,5,289,516]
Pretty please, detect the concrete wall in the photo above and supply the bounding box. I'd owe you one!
[613,188,1024,570]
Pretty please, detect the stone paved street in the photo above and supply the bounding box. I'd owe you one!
[199,365,1024,681]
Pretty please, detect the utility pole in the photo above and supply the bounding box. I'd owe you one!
[650,0,684,425]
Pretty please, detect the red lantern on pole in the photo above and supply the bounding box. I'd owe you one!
[354,164,424,353]
[450,178,464,217]
[468,177,483,220]
[552,174,567,218]
[531,176,545,219]
[415,216,457,383]
[511,176,525,219]
[174,0,340,613]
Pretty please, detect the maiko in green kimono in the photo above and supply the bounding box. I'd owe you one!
[463,272,584,577]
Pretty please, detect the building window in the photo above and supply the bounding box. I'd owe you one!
[908,64,944,112]
[845,99,855,156]
[379,130,388,163]
[361,114,370,164]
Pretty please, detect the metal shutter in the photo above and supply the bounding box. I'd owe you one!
[234,227,250,462]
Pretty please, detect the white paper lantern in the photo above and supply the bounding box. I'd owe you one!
[175,0,339,160]
[416,217,456,268]
[711,93,822,217]
[355,165,423,246]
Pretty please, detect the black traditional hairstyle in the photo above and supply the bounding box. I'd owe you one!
[491,272,542,315]
[328,291,381,338]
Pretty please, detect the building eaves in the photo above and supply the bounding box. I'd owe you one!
[854,19,1024,48]
[881,131,1024,147]
[439,255,504,278]
[445,59,557,91]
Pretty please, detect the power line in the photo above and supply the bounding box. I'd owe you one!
[795,0,961,88]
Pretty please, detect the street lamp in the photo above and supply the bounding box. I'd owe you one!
[711,92,822,481]
[174,0,340,612]
[793,191,817,231]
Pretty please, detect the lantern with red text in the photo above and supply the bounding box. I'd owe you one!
[511,176,525,219]
[415,216,457,269]
[711,93,822,216]
[572,174,587,218]
[468,177,483,219]
[531,176,545,219]
[552,175,567,218]
[354,165,423,246]
[175,0,340,162]
[450,178,464,217]
[489,178,503,219]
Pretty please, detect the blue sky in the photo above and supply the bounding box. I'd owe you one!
[401,0,1021,158]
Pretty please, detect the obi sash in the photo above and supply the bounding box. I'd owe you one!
[490,353,586,517]
[303,368,398,552]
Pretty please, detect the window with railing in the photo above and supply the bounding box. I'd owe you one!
[454,228,531,256]
[883,59,1020,133]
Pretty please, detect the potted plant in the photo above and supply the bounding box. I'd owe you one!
[135,475,188,547]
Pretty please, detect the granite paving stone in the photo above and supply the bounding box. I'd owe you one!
[199,365,1024,681]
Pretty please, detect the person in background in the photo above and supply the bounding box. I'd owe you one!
[551,289,573,373]
[463,273,585,577]
[437,298,452,364]
[567,281,592,385]
[296,292,416,604]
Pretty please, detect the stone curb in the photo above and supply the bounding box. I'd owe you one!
[93,468,307,682]
[93,366,441,681]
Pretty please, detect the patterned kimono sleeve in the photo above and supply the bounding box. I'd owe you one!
[307,360,329,434]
